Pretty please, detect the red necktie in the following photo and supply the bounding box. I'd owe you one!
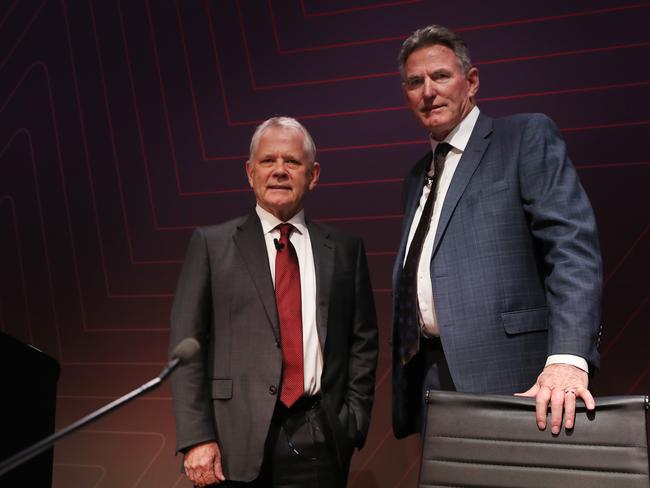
[274,223,304,407]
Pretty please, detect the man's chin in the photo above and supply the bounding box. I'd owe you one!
[422,119,453,139]
[261,201,300,220]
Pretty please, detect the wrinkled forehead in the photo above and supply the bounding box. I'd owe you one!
[258,127,303,147]
[404,43,464,75]
[253,128,308,158]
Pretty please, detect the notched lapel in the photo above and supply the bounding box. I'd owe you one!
[433,114,493,255]
[233,213,280,340]
[309,224,334,349]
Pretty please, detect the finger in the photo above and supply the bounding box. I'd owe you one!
[563,389,577,430]
[184,464,196,485]
[515,383,539,397]
[189,470,202,487]
[195,469,215,487]
[188,462,208,486]
[549,387,565,435]
[578,388,596,410]
[184,454,199,479]
[214,458,226,482]
[189,472,200,486]
[201,468,218,486]
[535,386,551,429]
[188,465,204,485]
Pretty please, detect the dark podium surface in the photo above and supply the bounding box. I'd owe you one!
[0,332,60,487]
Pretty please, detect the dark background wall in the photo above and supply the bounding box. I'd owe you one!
[1,1,648,486]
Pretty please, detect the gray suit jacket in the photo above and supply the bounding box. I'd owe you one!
[392,113,602,438]
[169,212,378,481]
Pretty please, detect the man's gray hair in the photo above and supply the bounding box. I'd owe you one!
[249,116,317,164]
[397,25,472,79]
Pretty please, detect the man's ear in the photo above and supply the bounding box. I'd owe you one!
[245,160,254,188]
[467,66,480,98]
[308,162,321,190]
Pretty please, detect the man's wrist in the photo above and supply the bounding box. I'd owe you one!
[545,354,589,373]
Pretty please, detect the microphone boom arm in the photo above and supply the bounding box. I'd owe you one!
[0,337,198,477]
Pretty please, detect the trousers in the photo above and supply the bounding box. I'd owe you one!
[217,395,343,488]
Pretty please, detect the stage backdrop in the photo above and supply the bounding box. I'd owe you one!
[1,1,648,486]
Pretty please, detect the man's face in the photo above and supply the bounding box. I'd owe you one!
[246,127,320,221]
[402,44,479,140]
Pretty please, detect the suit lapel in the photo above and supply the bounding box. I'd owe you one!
[432,113,493,255]
[308,222,334,349]
[233,212,280,340]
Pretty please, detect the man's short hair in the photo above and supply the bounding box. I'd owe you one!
[397,25,472,79]
[249,116,317,165]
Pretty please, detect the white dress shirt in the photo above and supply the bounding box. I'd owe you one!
[256,205,323,395]
[403,106,588,372]
[404,106,479,337]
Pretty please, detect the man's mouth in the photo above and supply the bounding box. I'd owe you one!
[267,185,291,191]
[422,105,445,114]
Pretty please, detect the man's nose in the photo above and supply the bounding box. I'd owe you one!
[422,77,435,98]
[272,161,289,176]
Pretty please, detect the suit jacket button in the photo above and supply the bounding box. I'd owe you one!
[269,385,277,395]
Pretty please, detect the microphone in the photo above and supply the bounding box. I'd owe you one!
[160,337,201,380]
[0,338,200,477]
[274,238,285,251]
[171,337,201,362]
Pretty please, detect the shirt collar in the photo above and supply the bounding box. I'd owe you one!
[255,205,307,236]
[429,105,480,154]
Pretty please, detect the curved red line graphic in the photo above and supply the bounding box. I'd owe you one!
[601,292,650,358]
[299,0,422,18]
[269,2,650,55]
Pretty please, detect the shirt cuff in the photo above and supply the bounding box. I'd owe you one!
[545,354,589,373]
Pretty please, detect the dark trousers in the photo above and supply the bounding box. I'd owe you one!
[420,336,456,432]
[220,396,342,488]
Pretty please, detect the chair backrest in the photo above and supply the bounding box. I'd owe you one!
[420,391,650,488]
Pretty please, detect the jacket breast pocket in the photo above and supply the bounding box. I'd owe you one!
[211,378,233,399]
[501,307,548,335]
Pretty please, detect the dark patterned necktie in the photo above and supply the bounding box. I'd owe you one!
[398,142,453,364]
[274,223,304,407]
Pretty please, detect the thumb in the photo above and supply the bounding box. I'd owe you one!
[213,449,225,482]
[515,383,539,397]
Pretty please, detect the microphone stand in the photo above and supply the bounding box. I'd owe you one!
[0,355,184,477]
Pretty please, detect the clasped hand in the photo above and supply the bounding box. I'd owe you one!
[184,441,225,486]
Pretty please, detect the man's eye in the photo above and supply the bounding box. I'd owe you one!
[405,78,423,89]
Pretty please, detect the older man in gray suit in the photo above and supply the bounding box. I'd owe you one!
[392,25,602,440]
[170,117,378,487]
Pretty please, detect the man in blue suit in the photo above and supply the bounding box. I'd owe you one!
[392,25,602,440]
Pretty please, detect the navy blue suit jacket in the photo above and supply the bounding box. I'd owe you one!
[392,112,602,438]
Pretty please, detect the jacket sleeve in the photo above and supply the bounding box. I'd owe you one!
[518,114,603,370]
[346,238,379,447]
[169,228,217,452]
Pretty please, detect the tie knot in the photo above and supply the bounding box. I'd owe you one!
[435,142,452,158]
[434,142,452,162]
[277,223,294,238]
[433,142,452,175]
